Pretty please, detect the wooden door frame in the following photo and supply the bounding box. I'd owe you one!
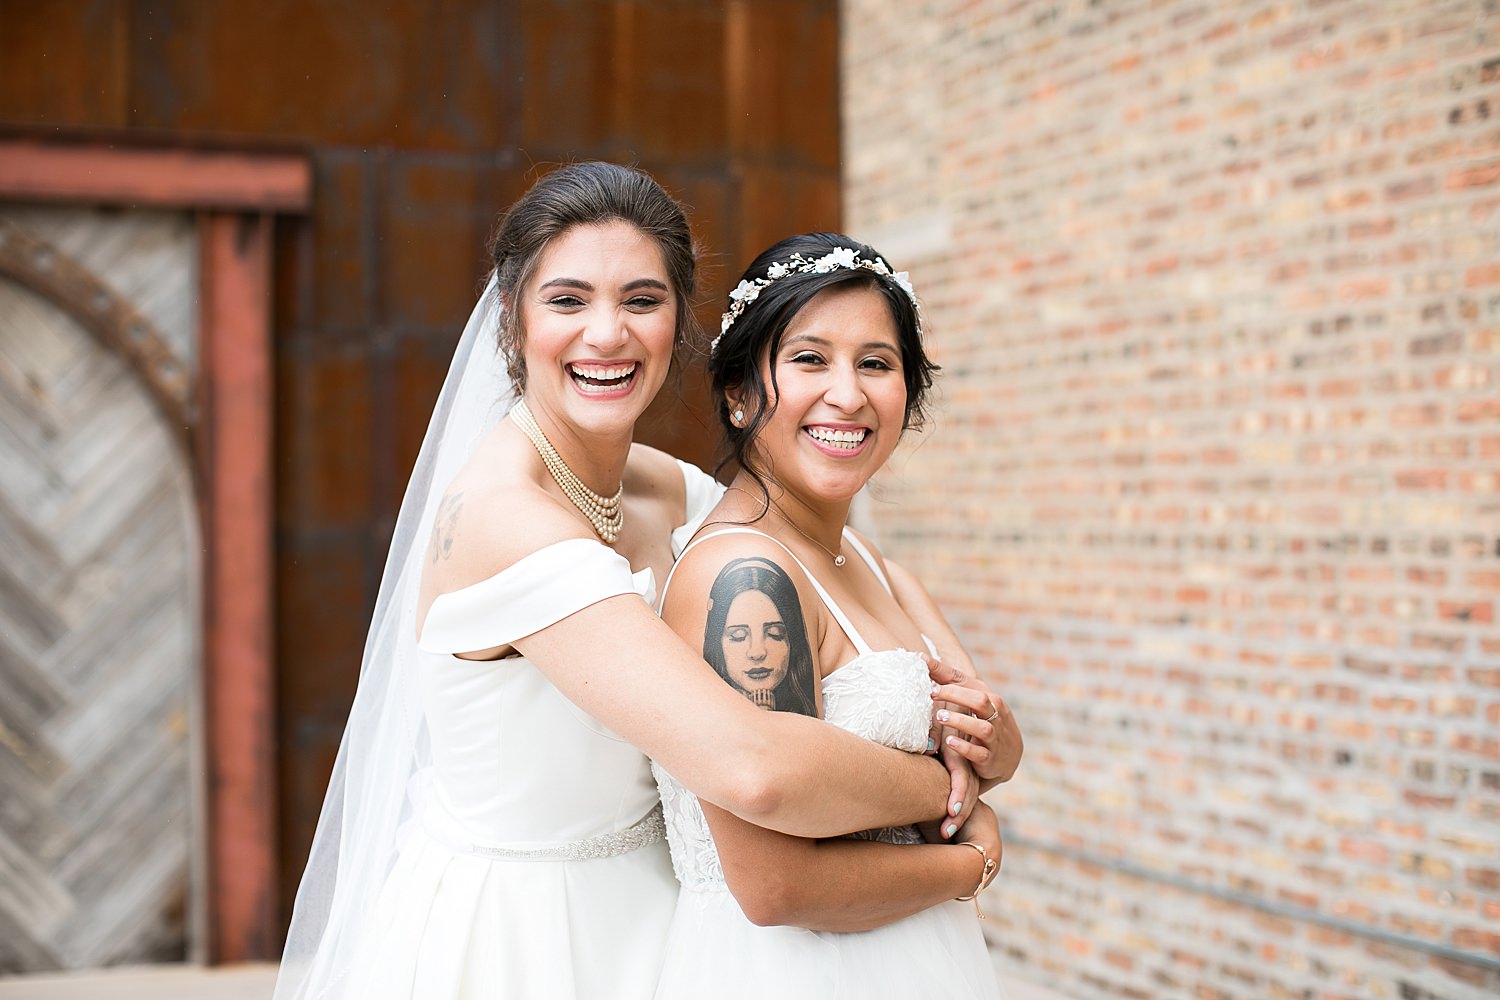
[0,133,309,963]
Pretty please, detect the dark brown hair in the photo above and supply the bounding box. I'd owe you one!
[487,162,699,392]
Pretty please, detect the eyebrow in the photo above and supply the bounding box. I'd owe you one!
[537,277,670,293]
[783,332,899,353]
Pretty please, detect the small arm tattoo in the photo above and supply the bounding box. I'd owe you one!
[429,492,463,564]
[701,557,819,718]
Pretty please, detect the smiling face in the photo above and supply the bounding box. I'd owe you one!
[720,589,790,701]
[740,282,909,505]
[517,220,677,438]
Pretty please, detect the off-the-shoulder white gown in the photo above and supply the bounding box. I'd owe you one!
[334,461,721,999]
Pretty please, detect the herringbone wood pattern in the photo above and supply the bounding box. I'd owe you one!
[0,267,197,972]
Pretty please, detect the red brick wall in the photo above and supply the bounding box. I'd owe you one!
[845,1,1500,997]
[3,0,842,932]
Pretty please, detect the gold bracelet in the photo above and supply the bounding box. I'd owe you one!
[955,841,998,918]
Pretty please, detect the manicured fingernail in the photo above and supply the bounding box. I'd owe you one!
[937,709,950,723]
[927,737,937,753]
[946,735,959,748]
[951,799,962,816]
[945,823,958,838]
[930,682,941,695]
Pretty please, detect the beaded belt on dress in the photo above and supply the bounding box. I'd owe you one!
[423,803,666,862]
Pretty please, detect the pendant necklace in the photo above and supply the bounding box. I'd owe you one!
[511,398,624,544]
[726,486,845,566]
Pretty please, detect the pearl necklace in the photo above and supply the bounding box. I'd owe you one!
[726,486,845,566]
[510,399,624,544]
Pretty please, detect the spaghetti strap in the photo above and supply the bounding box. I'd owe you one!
[839,530,892,596]
[664,527,875,657]
[836,530,940,656]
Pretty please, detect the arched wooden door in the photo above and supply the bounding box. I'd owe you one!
[0,209,200,971]
[0,136,306,966]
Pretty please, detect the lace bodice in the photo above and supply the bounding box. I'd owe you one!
[653,649,932,891]
[820,650,933,754]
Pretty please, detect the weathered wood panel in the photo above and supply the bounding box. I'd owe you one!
[0,234,198,972]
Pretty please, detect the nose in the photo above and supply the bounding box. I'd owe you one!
[746,634,767,662]
[581,305,629,352]
[823,362,867,413]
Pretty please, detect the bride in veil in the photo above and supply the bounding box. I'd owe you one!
[274,162,1018,999]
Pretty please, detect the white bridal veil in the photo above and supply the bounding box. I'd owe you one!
[274,276,513,999]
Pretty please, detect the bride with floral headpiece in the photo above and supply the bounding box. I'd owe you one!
[273,165,1020,1000]
[651,231,1014,999]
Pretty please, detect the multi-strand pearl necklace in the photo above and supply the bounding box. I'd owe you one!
[510,399,624,544]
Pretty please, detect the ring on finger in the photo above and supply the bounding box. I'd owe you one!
[984,701,1000,723]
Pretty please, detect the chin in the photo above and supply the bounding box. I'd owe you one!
[562,379,660,426]
[571,407,646,440]
[801,469,874,503]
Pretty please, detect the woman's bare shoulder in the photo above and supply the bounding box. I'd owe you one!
[661,527,814,625]
[422,431,595,597]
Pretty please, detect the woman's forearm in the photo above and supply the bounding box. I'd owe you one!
[741,712,951,833]
[703,801,984,932]
[516,595,950,836]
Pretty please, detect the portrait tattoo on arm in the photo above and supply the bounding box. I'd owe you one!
[702,558,819,718]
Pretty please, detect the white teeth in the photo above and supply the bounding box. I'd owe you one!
[568,363,637,381]
[806,427,867,450]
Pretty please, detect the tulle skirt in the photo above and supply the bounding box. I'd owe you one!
[654,886,1007,1000]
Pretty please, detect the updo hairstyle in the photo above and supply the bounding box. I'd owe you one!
[487,161,699,392]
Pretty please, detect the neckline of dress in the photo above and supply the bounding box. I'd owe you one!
[822,646,926,684]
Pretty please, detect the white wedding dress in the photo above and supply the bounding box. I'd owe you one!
[651,530,1006,1000]
[324,461,721,1000]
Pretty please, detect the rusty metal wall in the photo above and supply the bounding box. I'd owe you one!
[1,0,844,937]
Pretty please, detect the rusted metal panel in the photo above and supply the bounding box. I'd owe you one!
[129,0,516,151]
[0,0,130,129]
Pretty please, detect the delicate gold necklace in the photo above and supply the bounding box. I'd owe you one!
[725,486,846,567]
[511,398,624,543]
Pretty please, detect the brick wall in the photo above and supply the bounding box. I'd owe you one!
[844,1,1500,997]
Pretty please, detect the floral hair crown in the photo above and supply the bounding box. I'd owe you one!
[711,246,919,352]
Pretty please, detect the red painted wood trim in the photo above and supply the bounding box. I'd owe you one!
[0,139,310,211]
[198,211,278,962]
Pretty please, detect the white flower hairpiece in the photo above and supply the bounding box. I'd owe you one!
[711,248,920,353]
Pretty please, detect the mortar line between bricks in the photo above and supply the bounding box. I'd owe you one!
[1006,831,1500,973]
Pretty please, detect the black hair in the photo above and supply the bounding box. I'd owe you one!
[487,161,699,392]
[707,232,937,492]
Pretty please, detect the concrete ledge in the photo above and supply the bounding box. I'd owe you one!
[1004,975,1079,1000]
[0,962,1077,1000]
[0,964,277,999]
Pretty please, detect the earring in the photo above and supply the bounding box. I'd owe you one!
[732,408,745,426]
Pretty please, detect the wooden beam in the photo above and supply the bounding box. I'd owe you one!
[198,211,278,962]
[0,139,310,211]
